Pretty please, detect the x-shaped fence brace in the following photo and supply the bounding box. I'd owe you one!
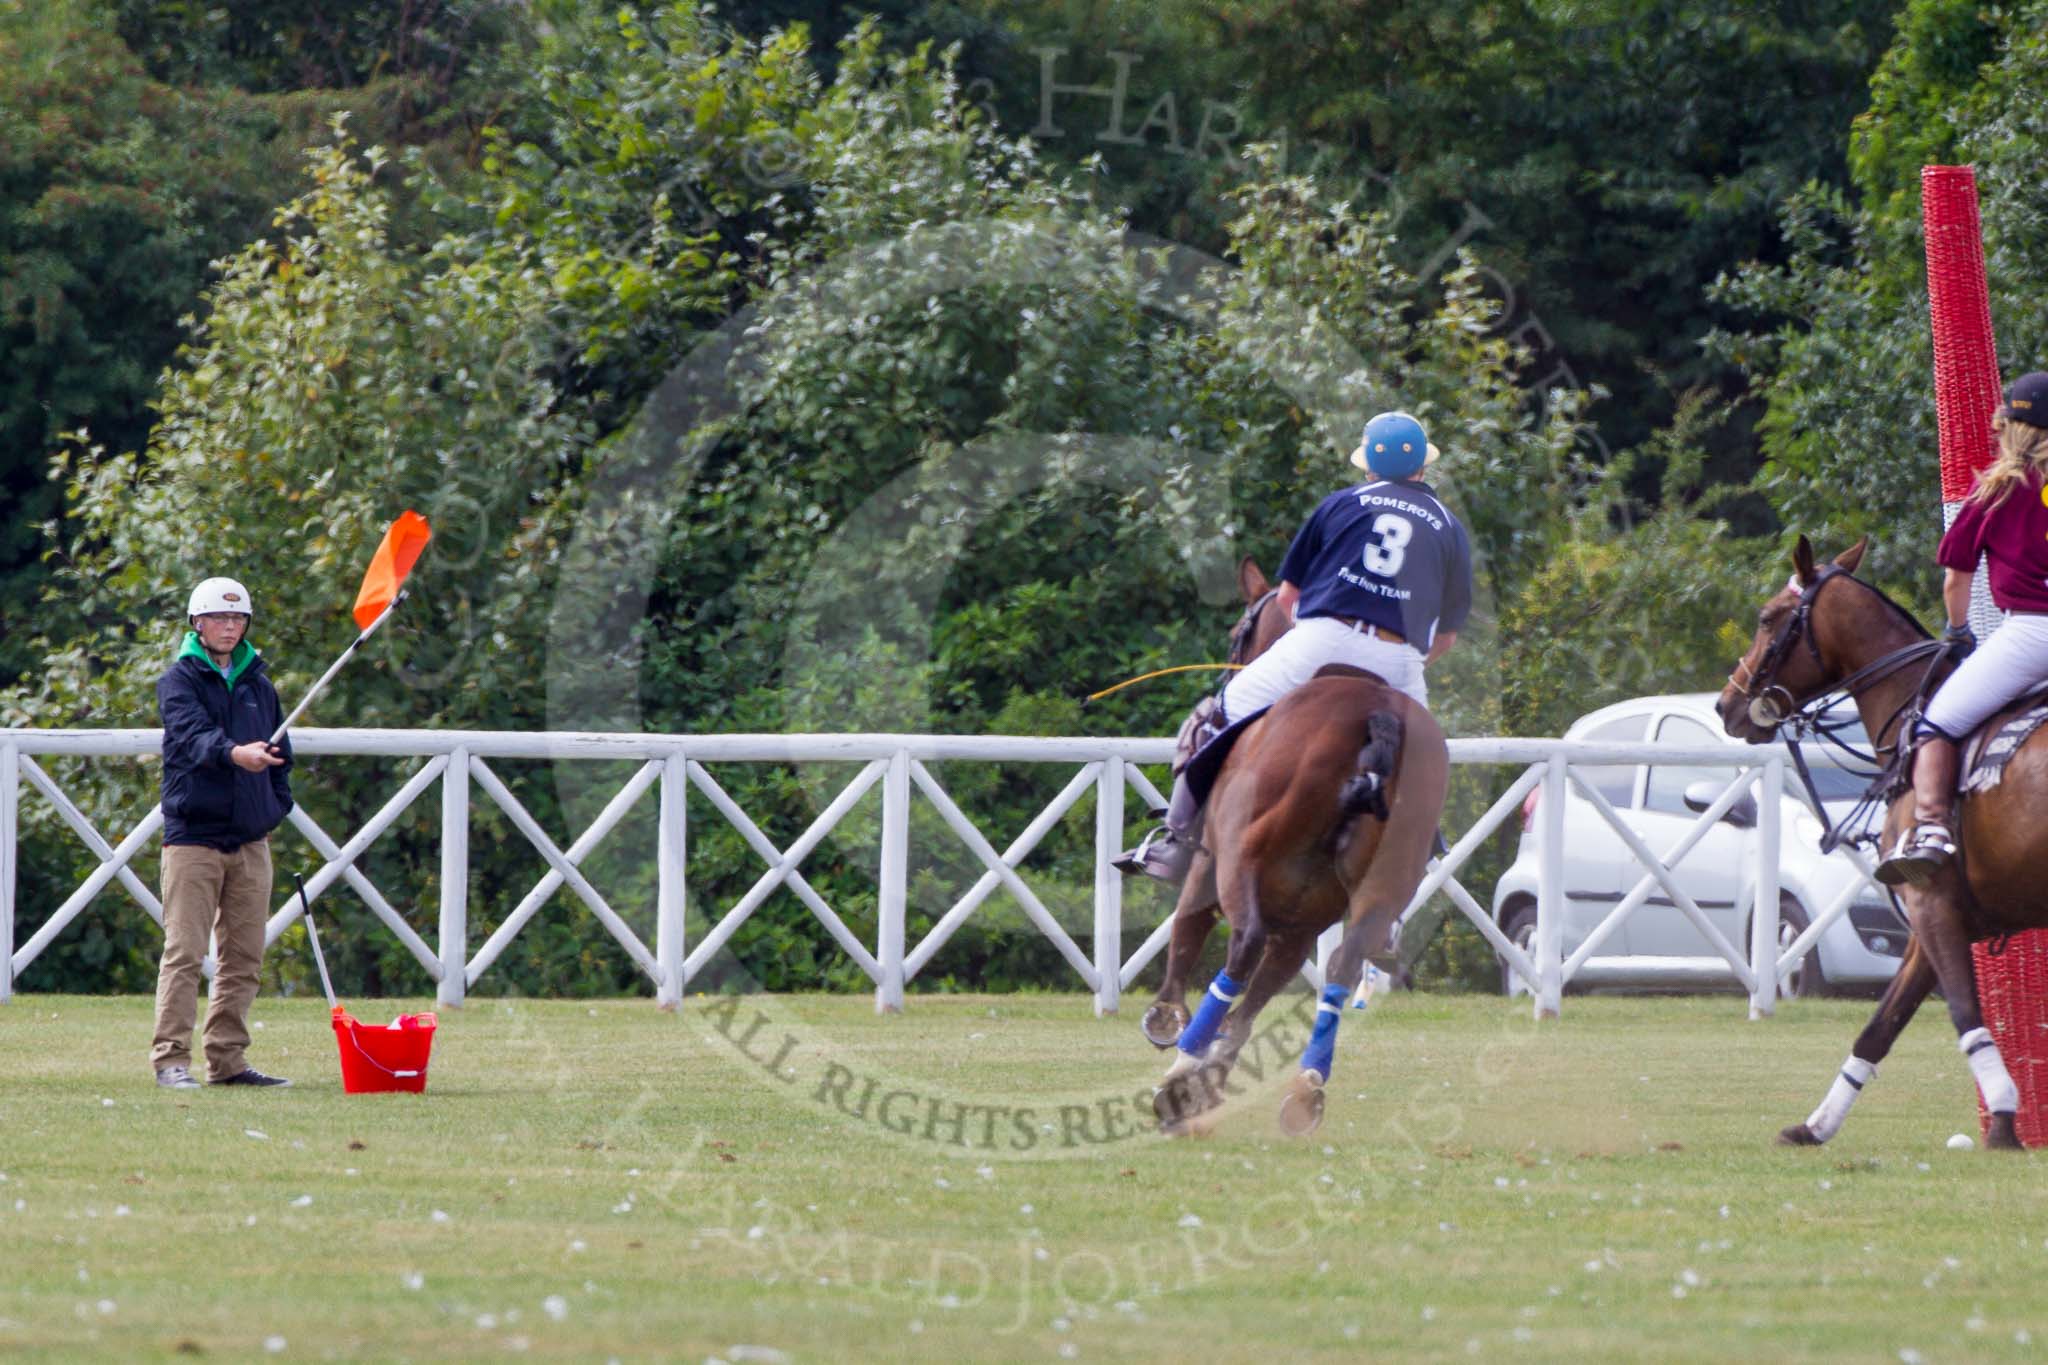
[1,739,1159,1012]
[0,734,1889,1019]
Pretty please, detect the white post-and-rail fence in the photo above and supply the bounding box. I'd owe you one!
[0,730,1876,1020]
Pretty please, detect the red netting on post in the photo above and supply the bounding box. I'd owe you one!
[1922,165,2003,500]
[1973,934,2048,1147]
[1923,164,2041,1143]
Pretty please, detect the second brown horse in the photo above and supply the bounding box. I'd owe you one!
[1141,558,1449,1135]
[1720,535,2046,1149]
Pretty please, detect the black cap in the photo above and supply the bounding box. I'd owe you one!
[2005,371,2048,429]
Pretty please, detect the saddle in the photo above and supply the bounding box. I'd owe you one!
[1176,664,1394,811]
[1960,680,2048,797]
[1179,706,1268,810]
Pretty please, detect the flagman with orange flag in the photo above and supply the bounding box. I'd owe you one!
[150,573,296,1089]
[148,512,431,1092]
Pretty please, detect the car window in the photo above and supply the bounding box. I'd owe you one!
[1645,715,1726,814]
[1573,714,1644,808]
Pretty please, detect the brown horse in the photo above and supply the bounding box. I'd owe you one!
[1719,535,2046,1150]
[1138,558,1448,1136]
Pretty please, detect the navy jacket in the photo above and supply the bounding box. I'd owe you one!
[157,635,294,850]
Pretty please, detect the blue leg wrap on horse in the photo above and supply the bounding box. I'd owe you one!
[1298,983,1350,1081]
[1177,971,1243,1057]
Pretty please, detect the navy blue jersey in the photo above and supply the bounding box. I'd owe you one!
[1276,478,1473,645]
[158,643,294,851]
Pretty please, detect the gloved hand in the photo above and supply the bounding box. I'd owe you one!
[1943,622,1976,659]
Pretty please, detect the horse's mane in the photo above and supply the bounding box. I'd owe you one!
[1845,572,1933,642]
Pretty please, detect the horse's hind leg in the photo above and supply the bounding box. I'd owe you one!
[1154,892,1270,1130]
[1208,925,1317,1069]
[1778,876,2022,1152]
[1201,926,1327,1136]
[1779,935,1936,1145]
[1141,869,1220,1049]
[1168,896,1266,1067]
[1275,901,1406,1137]
[1905,884,2024,1150]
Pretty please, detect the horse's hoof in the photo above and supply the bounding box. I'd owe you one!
[1141,1001,1188,1050]
[1277,1073,1326,1138]
[1158,1106,1226,1140]
[1154,1064,1227,1132]
[1776,1123,1824,1147]
[1986,1114,2024,1151]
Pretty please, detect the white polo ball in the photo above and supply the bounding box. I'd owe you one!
[1946,1132,1976,1151]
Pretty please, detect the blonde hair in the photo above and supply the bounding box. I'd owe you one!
[1968,413,2048,510]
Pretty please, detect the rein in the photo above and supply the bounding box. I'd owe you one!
[1730,565,1953,854]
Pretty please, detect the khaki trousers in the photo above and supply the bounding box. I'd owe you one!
[150,840,271,1080]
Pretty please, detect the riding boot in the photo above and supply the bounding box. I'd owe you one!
[1112,772,1202,883]
[1114,698,1230,884]
[1874,736,1961,886]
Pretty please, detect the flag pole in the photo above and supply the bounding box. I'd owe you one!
[267,590,408,745]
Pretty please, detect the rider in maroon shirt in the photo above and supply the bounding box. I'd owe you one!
[1878,370,2048,884]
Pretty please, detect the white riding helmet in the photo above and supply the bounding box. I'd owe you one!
[187,577,254,618]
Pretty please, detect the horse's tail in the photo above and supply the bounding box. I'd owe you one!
[1337,710,1403,822]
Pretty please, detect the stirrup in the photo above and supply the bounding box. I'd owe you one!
[1112,827,1195,884]
[1873,821,1956,887]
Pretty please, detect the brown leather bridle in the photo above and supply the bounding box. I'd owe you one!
[1726,567,1844,730]
[1228,588,1280,667]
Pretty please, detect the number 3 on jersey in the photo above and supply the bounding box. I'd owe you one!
[1362,512,1412,576]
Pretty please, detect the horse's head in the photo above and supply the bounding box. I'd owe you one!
[1717,534,1868,742]
[1229,558,1290,666]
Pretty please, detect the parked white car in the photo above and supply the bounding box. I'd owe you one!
[1490,692,1908,997]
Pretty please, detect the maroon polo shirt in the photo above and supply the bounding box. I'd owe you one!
[1938,469,2048,613]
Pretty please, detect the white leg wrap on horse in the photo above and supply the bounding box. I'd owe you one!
[1961,1028,2020,1114]
[1803,1055,1876,1143]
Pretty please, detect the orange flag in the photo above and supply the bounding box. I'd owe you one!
[351,510,433,630]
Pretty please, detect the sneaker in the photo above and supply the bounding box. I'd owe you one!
[1873,822,1956,887]
[209,1067,292,1088]
[1111,828,1195,884]
[154,1064,201,1090]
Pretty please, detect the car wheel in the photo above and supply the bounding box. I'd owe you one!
[1774,896,1827,999]
[1499,902,1538,997]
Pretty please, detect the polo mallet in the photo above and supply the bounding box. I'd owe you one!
[268,510,433,745]
[295,872,339,1012]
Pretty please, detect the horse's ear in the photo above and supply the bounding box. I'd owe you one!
[1238,557,1270,604]
[1834,537,1869,575]
[1791,535,1817,586]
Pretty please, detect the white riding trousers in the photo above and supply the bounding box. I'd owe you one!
[1221,615,1427,723]
[1922,611,2048,739]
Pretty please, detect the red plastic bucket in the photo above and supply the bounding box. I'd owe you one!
[1973,931,2048,1147]
[331,1007,437,1095]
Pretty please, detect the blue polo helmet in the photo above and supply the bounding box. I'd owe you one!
[1351,411,1440,478]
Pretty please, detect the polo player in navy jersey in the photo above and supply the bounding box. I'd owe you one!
[1116,411,1474,883]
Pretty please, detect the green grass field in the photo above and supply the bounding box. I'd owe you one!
[2,990,2043,1362]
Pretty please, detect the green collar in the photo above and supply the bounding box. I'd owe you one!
[177,631,258,687]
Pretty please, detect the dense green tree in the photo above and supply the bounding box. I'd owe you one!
[111,0,522,105]
[0,10,270,684]
[1712,4,2048,601]
[1847,0,2005,224]
[0,0,517,694]
[826,0,1896,506]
